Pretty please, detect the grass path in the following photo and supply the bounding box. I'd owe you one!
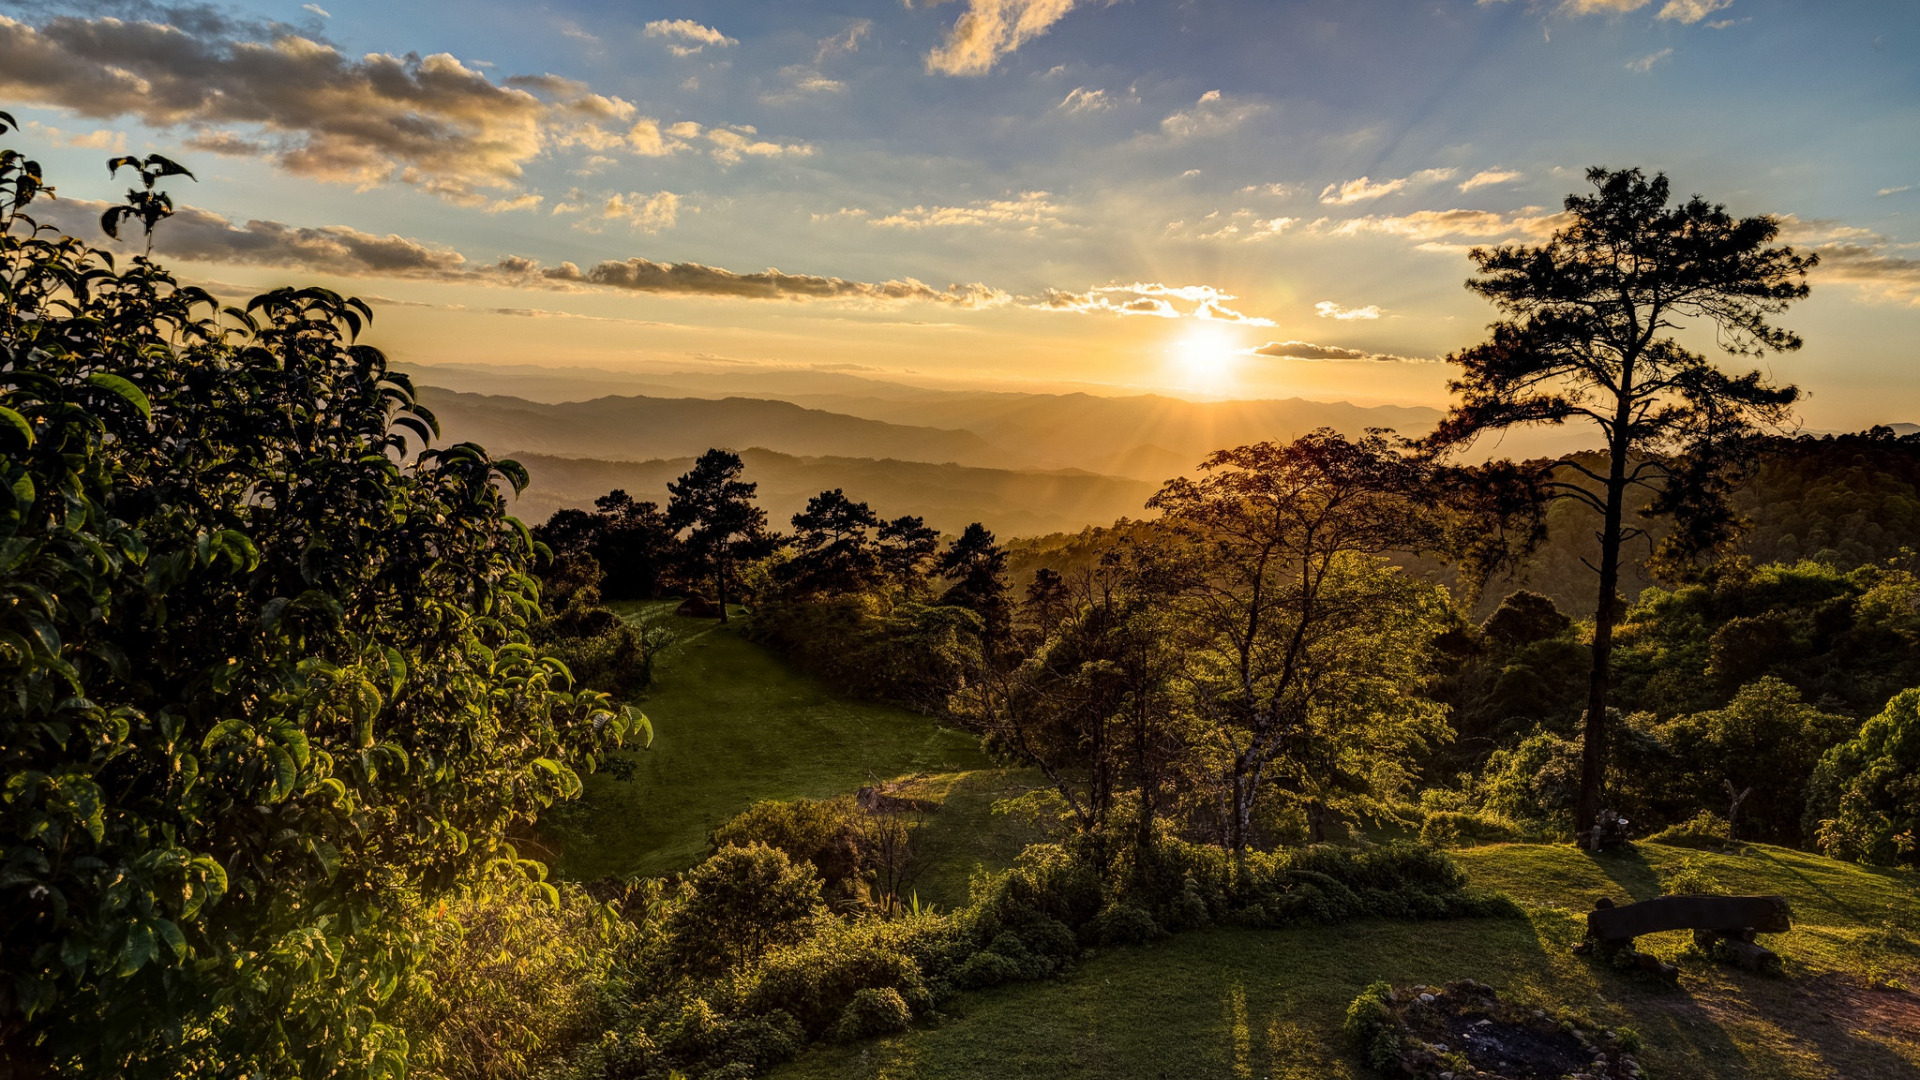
[547,607,989,880]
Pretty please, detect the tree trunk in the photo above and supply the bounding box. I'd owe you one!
[715,547,730,624]
[1576,430,1631,836]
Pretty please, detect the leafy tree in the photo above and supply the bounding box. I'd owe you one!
[967,566,1185,866]
[667,449,769,623]
[0,126,634,1076]
[1425,167,1816,833]
[937,522,1010,643]
[787,488,879,593]
[1809,687,1920,868]
[1148,431,1450,848]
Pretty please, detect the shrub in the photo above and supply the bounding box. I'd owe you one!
[1091,901,1163,946]
[402,876,635,1080]
[1419,809,1522,848]
[746,918,938,1036]
[835,988,912,1042]
[1660,856,1726,895]
[1647,810,1734,850]
[661,844,826,973]
[1342,981,1403,1071]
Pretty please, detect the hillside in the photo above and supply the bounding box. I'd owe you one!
[503,449,1159,537]
[418,386,1019,469]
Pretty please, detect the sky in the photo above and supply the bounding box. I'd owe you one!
[1,0,1917,422]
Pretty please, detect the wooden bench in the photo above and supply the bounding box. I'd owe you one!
[1574,895,1791,978]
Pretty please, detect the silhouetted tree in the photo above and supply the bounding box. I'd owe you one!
[788,488,879,593]
[938,522,1010,644]
[592,490,678,599]
[667,450,767,623]
[1424,166,1816,834]
[876,514,939,590]
[1023,567,1072,640]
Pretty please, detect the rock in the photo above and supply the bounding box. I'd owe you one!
[1419,992,1437,1004]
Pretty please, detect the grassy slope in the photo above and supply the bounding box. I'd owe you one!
[774,841,1920,1080]
[547,607,990,880]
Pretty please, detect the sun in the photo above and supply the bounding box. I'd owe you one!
[1171,323,1242,393]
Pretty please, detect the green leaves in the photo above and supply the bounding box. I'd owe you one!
[83,372,151,420]
[2,130,634,1079]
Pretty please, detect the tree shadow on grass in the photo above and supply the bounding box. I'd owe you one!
[1585,842,1664,904]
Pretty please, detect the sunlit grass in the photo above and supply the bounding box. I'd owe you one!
[545,605,989,880]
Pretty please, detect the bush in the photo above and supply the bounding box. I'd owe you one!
[1647,810,1734,850]
[1660,856,1726,895]
[835,988,912,1042]
[1342,981,1403,1071]
[1091,901,1163,946]
[661,844,826,973]
[746,917,940,1036]
[1419,809,1523,848]
[402,876,636,1080]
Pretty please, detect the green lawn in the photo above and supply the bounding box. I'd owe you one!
[545,607,990,880]
[774,842,1920,1080]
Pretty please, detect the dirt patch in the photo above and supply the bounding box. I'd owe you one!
[1443,1013,1594,1079]
[1795,973,1920,1040]
[1346,980,1644,1079]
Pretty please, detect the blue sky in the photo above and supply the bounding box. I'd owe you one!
[2,0,1916,422]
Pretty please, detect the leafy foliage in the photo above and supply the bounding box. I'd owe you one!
[0,127,632,1075]
[1809,688,1920,868]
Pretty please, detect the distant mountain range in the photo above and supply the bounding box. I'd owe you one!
[413,365,1447,482]
[409,362,1915,538]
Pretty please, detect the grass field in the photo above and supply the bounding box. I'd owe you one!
[546,606,990,880]
[772,841,1920,1080]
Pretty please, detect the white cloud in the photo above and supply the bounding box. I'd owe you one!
[924,0,1082,76]
[1160,90,1266,138]
[1323,207,1570,241]
[302,4,330,17]
[1627,48,1673,72]
[870,191,1062,231]
[22,119,125,151]
[0,12,807,206]
[705,125,812,166]
[644,19,737,56]
[1319,168,1457,205]
[1034,282,1274,325]
[1459,168,1524,192]
[1059,86,1112,112]
[1877,184,1914,197]
[1657,0,1733,23]
[599,190,681,233]
[1315,300,1382,320]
